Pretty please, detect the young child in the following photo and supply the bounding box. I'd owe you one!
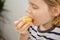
[14,0,60,40]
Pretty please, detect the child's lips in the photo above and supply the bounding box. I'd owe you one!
[32,19,34,23]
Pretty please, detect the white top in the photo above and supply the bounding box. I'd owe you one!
[28,23,60,40]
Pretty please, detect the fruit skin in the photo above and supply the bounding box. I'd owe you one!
[20,16,33,23]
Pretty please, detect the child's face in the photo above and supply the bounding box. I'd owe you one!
[25,0,53,25]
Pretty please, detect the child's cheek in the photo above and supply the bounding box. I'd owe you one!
[32,10,41,17]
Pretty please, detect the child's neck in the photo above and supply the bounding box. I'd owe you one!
[39,22,53,31]
[33,20,53,31]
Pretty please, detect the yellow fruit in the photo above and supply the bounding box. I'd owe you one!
[20,16,33,23]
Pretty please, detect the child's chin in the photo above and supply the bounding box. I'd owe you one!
[32,20,39,26]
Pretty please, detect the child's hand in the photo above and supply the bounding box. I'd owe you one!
[14,20,31,35]
[14,16,32,35]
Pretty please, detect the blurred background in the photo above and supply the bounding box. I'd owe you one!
[0,0,28,40]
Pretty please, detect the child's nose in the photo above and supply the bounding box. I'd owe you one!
[25,6,32,13]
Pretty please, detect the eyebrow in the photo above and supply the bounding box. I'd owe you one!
[29,2,38,7]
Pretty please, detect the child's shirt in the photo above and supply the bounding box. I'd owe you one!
[28,23,60,40]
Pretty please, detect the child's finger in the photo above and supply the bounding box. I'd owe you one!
[17,21,26,29]
[14,21,25,31]
[14,19,22,26]
[22,22,31,31]
[17,22,31,34]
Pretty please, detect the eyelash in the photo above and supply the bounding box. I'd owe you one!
[32,6,38,9]
[32,7,38,9]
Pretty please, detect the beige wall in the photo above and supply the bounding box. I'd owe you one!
[0,0,28,40]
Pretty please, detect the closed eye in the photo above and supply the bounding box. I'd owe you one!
[29,2,39,9]
[32,5,38,9]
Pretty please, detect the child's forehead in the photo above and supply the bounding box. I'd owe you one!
[28,0,44,5]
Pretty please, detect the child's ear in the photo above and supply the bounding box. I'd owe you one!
[51,7,60,16]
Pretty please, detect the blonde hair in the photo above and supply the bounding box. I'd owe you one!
[44,0,60,26]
